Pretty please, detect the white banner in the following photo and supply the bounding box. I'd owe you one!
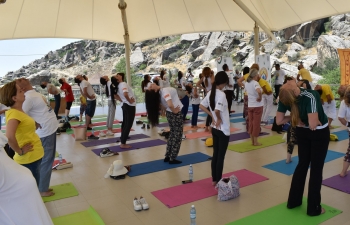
[255,54,271,85]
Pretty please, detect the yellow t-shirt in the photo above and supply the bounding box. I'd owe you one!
[320,84,334,102]
[6,109,44,164]
[298,68,312,82]
[258,79,272,94]
[243,73,249,95]
[80,95,87,105]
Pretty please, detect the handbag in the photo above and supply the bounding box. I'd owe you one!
[216,175,240,201]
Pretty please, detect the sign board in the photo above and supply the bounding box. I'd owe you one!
[216,56,234,79]
[255,54,271,85]
[338,49,350,85]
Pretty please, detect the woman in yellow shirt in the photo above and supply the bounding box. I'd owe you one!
[0,81,44,186]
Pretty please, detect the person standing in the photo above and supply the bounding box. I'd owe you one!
[223,64,234,114]
[17,78,58,197]
[58,78,74,122]
[258,74,273,125]
[145,84,183,164]
[160,69,170,88]
[297,64,313,86]
[276,77,329,216]
[314,84,336,128]
[115,73,136,148]
[186,68,194,84]
[100,75,117,136]
[178,71,189,121]
[271,64,286,105]
[40,81,61,119]
[200,71,230,186]
[185,83,200,128]
[75,74,99,140]
[233,69,241,101]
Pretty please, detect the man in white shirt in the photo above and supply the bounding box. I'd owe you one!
[271,64,286,105]
[16,78,59,197]
[40,81,61,119]
[75,74,99,140]
[223,64,234,113]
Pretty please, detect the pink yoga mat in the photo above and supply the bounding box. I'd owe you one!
[185,127,240,139]
[152,169,268,208]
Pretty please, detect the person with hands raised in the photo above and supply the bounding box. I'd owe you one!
[200,71,230,186]
[276,76,329,217]
[145,84,183,164]
[0,81,44,186]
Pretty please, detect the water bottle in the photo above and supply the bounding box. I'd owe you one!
[58,153,62,163]
[190,205,196,225]
[91,127,94,136]
[189,164,193,181]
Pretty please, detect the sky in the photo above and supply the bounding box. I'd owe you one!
[0,38,81,77]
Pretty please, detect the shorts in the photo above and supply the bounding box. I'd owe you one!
[86,99,96,117]
[66,101,73,110]
[80,104,87,115]
[322,100,336,120]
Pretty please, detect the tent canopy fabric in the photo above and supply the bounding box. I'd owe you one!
[0,0,349,44]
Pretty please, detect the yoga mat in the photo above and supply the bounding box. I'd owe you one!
[226,197,342,225]
[42,182,79,202]
[70,128,134,138]
[322,171,350,194]
[91,139,167,156]
[81,134,150,147]
[128,152,211,177]
[52,206,105,225]
[66,124,121,134]
[201,132,269,142]
[331,130,348,141]
[186,127,241,139]
[228,135,284,153]
[52,159,67,168]
[263,150,344,176]
[183,125,206,132]
[157,119,203,128]
[140,117,167,123]
[198,112,243,118]
[230,118,246,123]
[152,169,268,208]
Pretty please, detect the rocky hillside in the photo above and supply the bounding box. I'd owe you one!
[2,13,350,86]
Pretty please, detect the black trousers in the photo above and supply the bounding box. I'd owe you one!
[211,128,229,182]
[121,104,135,144]
[224,90,233,113]
[274,85,282,100]
[287,126,329,216]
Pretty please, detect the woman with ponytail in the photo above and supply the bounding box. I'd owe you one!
[199,71,230,186]
[141,75,151,92]
[100,75,117,136]
[276,77,329,216]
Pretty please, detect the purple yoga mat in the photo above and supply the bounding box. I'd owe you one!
[91,139,167,155]
[157,119,203,128]
[201,131,269,141]
[81,134,150,147]
[322,172,350,194]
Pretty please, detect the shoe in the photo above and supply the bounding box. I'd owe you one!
[133,198,142,211]
[139,196,149,210]
[141,124,146,129]
[99,132,106,137]
[87,127,92,130]
[169,159,182,164]
[164,156,170,162]
[106,130,114,136]
[88,134,99,140]
[56,128,61,135]
[100,148,118,157]
[136,121,143,124]
[182,134,186,140]
[147,124,150,129]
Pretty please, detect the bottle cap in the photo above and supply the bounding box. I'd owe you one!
[192,205,194,207]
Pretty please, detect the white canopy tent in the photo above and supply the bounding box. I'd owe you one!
[0,0,349,83]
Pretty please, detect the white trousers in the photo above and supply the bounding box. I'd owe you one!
[262,94,273,122]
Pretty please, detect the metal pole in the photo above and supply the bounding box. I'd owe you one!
[254,22,259,61]
[119,0,132,86]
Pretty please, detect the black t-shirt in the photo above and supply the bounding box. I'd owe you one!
[277,88,328,127]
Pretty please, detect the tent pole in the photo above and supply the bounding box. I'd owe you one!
[119,0,132,86]
[233,0,279,44]
[254,22,259,61]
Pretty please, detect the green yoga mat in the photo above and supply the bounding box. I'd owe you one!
[65,124,121,134]
[139,117,167,123]
[227,197,342,225]
[53,206,105,225]
[228,135,284,153]
[42,182,79,202]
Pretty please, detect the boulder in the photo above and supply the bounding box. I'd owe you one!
[191,46,206,58]
[201,32,223,61]
[162,45,180,61]
[97,47,111,59]
[290,42,304,52]
[235,45,252,61]
[300,55,317,70]
[285,19,326,44]
[130,47,144,67]
[180,33,200,43]
[262,42,276,53]
[190,60,204,69]
[331,13,350,37]
[317,35,350,67]
[238,42,246,49]
[285,49,298,61]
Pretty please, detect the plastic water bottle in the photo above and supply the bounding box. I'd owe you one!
[58,153,62,163]
[190,205,196,225]
[189,164,193,181]
[91,127,95,136]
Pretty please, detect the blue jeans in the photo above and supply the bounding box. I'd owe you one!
[54,94,61,118]
[191,104,199,126]
[180,95,189,120]
[22,158,42,187]
[39,132,56,192]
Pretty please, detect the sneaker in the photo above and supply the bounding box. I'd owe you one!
[99,132,106,137]
[133,198,142,211]
[88,134,99,140]
[139,196,149,210]
[106,130,114,136]
[100,148,117,158]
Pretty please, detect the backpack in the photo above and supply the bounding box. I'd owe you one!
[271,116,283,132]
[216,174,240,201]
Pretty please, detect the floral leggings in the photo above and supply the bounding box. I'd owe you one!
[287,126,297,154]
[165,111,183,160]
[345,132,350,162]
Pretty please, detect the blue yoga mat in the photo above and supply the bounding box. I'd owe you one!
[331,130,348,141]
[127,152,211,177]
[263,150,344,175]
[230,118,246,123]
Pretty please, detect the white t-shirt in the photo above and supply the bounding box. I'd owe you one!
[117,82,136,106]
[80,80,96,101]
[200,89,230,136]
[180,77,186,90]
[338,100,350,122]
[162,74,170,88]
[143,82,152,91]
[274,69,286,85]
[186,73,194,82]
[160,87,183,112]
[106,80,113,100]
[191,88,201,105]
[46,83,60,95]
[225,71,234,91]
[245,80,264,107]
[204,77,212,92]
[22,90,58,138]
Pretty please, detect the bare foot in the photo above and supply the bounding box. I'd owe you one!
[286,158,292,164]
[321,208,326,214]
[120,144,131,149]
[48,188,53,191]
[41,191,55,197]
[253,142,262,146]
[204,128,209,132]
[212,181,217,186]
[191,125,194,128]
[339,173,348,177]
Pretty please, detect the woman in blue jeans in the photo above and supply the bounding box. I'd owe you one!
[186,83,200,128]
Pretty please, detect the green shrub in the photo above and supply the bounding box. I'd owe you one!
[324,21,331,33]
[138,63,147,70]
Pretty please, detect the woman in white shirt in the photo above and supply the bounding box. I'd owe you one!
[245,69,263,146]
[145,85,183,164]
[100,76,116,136]
[178,71,189,121]
[337,86,350,177]
[160,70,170,88]
[185,83,201,128]
[200,71,230,186]
[141,75,152,92]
